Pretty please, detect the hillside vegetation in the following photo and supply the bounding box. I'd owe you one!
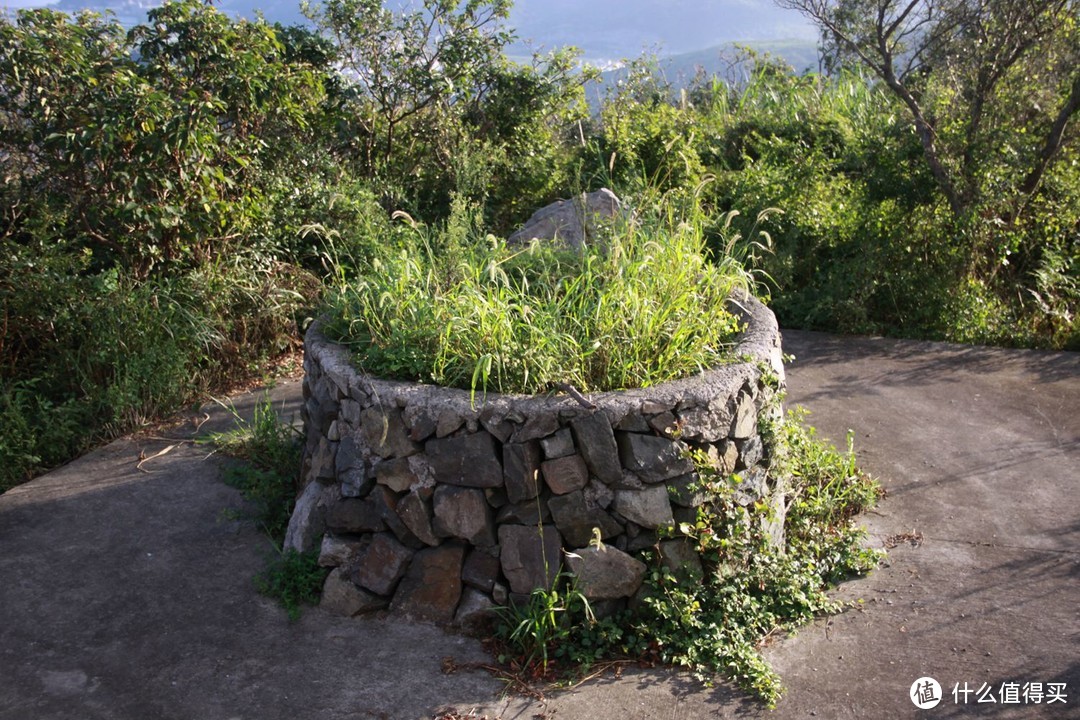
[1,0,1077,489]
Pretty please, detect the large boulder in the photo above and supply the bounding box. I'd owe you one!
[507,189,623,250]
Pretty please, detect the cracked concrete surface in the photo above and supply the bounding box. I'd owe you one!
[0,330,1076,719]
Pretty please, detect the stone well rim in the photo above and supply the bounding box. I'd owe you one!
[304,289,784,423]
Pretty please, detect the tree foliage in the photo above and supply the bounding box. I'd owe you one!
[777,0,1080,221]
[1,1,324,277]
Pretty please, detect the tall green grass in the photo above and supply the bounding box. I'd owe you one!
[323,196,751,395]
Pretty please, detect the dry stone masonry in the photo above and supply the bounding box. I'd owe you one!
[285,291,786,626]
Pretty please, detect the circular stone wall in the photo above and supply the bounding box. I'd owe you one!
[284,291,786,624]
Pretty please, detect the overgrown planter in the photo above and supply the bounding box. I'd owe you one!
[284,291,786,624]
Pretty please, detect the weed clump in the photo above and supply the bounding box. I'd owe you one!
[323,197,750,396]
[490,410,883,706]
[207,396,329,620]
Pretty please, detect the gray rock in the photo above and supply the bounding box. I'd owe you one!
[570,413,621,484]
[583,478,614,510]
[503,441,543,503]
[539,428,576,459]
[325,497,386,534]
[640,400,672,414]
[696,440,738,475]
[614,413,651,432]
[462,548,501,593]
[733,466,768,506]
[370,485,423,549]
[375,457,419,493]
[389,544,466,623]
[351,533,414,596]
[309,437,337,481]
[613,486,674,529]
[613,470,646,491]
[435,408,465,438]
[541,453,589,495]
[360,406,421,458]
[615,432,693,483]
[485,486,509,508]
[498,524,563,594]
[327,420,341,442]
[658,539,704,582]
[479,408,515,443]
[730,392,758,439]
[454,587,496,630]
[677,401,734,443]
[511,412,560,443]
[339,398,362,428]
[396,490,440,547]
[666,473,707,508]
[735,435,764,470]
[335,435,364,474]
[507,188,623,250]
[432,485,496,547]
[564,544,646,600]
[548,490,623,548]
[318,534,364,567]
[402,405,438,442]
[320,567,388,617]
[425,432,504,488]
[647,412,680,437]
[340,466,373,498]
[625,530,658,552]
[283,480,334,553]
[495,500,551,525]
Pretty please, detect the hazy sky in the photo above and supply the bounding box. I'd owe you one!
[1,0,815,61]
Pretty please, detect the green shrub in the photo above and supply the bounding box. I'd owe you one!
[207,396,326,621]
[491,409,882,706]
[207,395,303,544]
[256,549,329,622]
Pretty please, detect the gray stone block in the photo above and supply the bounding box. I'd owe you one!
[426,432,504,488]
[658,539,703,582]
[564,544,646,600]
[539,428,576,459]
[548,490,623,548]
[351,533,413,596]
[730,392,758,439]
[396,490,440,547]
[462,548,501,593]
[320,567,388,617]
[282,480,334,553]
[454,587,496,630]
[432,485,496,547]
[503,441,543,503]
[511,412,560,443]
[325,497,385,534]
[613,486,674,529]
[735,435,764,470]
[361,405,421,458]
[570,413,621,484]
[498,524,563,594]
[389,544,465,623]
[615,432,693,483]
[541,453,589,495]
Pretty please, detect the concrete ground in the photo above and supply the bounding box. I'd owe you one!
[0,331,1076,719]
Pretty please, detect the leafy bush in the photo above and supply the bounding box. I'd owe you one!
[207,396,329,620]
[207,395,304,543]
[491,409,882,706]
[256,549,329,622]
[324,196,748,395]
